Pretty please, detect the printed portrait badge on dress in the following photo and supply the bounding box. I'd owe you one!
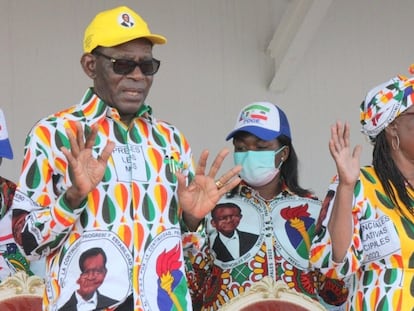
[0,109,13,159]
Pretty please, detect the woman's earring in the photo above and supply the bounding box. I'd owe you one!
[392,135,400,151]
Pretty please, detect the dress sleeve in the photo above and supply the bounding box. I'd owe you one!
[310,174,365,280]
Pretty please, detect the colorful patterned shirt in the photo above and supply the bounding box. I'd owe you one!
[12,88,195,311]
[310,166,414,310]
[184,182,347,310]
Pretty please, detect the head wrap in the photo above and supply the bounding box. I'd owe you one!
[360,74,414,143]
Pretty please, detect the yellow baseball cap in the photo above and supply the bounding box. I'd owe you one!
[83,6,167,53]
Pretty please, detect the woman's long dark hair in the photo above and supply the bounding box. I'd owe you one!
[278,135,314,197]
[373,131,414,209]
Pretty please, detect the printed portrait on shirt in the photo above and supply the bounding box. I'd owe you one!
[207,198,263,267]
[56,231,132,311]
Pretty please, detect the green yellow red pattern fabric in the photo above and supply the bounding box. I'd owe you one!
[310,166,414,311]
[12,88,194,310]
[184,182,348,310]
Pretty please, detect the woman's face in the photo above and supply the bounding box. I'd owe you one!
[232,131,285,168]
[233,132,280,152]
[389,105,414,161]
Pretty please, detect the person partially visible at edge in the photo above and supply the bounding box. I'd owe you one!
[10,6,240,311]
[310,74,414,310]
[184,102,348,310]
[0,108,35,281]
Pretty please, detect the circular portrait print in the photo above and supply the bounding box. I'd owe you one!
[206,196,264,268]
[57,230,132,311]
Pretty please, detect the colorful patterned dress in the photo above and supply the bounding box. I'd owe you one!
[184,182,347,310]
[310,166,414,310]
[12,88,195,311]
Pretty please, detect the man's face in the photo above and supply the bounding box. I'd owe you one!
[211,207,242,237]
[92,38,154,124]
[77,254,107,299]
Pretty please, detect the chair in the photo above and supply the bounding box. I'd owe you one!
[0,270,44,311]
[219,276,326,311]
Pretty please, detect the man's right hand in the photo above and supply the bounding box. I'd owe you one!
[61,121,115,209]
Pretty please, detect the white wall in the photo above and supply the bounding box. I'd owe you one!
[1,0,413,198]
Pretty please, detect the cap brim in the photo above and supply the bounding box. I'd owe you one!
[145,34,167,45]
[225,126,279,141]
[84,33,167,53]
[0,139,13,159]
[99,33,166,47]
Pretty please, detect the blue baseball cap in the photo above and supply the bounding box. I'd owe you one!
[0,109,13,159]
[226,102,291,141]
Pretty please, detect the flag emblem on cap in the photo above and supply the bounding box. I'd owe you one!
[239,104,270,123]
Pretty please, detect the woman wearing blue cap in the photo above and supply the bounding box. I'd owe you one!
[185,102,348,310]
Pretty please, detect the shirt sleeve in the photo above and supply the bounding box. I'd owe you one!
[11,120,86,260]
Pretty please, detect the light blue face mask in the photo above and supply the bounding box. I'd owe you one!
[234,146,285,187]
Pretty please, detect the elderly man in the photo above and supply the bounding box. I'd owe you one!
[11,6,240,311]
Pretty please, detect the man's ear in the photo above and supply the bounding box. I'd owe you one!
[211,219,217,228]
[80,53,97,79]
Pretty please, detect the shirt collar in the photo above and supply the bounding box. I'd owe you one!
[219,230,239,242]
[75,290,98,308]
[79,88,152,124]
[236,180,293,200]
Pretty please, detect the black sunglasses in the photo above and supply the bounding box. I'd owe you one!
[93,50,160,76]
